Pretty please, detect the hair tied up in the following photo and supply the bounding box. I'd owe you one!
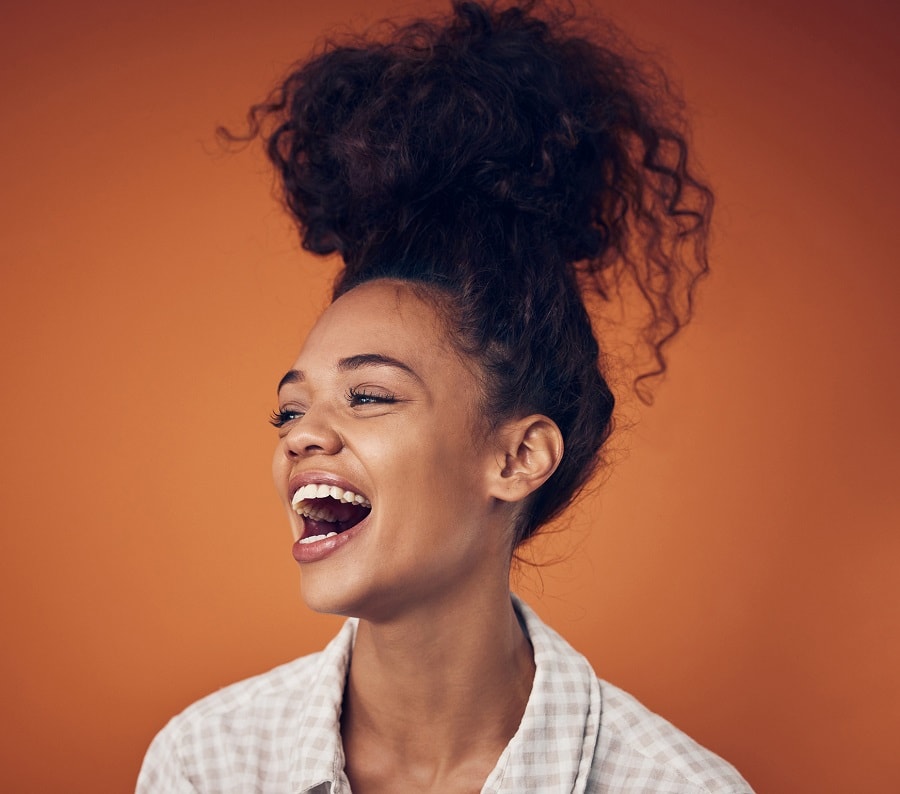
[223,0,713,541]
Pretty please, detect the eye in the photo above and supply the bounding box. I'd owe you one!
[269,408,304,428]
[346,386,397,407]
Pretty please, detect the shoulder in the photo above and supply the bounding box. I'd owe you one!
[159,650,324,739]
[589,679,754,794]
[510,597,754,793]
[136,652,325,792]
[135,613,359,792]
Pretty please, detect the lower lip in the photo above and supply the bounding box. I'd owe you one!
[291,516,369,564]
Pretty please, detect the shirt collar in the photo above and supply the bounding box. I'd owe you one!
[289,617,357,794]
[289,596,600,793]
[484,596,601,792]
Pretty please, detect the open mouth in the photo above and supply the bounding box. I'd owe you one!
[291,483,372,544]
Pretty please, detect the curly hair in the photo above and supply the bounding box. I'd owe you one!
[226,0,713,543]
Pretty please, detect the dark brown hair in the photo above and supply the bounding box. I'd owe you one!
[227,0,713,543]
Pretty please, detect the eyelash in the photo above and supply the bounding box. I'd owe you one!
[269,408,302,428]
[269,387,397,428]
[346,386,397,407]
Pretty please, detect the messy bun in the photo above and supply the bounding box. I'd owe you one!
[230,0,713,542]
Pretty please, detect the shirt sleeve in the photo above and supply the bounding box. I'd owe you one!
[135,720,199,794]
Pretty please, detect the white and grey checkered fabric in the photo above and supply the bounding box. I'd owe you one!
[137,597,753,792]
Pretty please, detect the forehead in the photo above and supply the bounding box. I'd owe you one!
[295,280,457,370]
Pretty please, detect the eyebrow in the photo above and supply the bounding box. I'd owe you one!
[276,353,423,393]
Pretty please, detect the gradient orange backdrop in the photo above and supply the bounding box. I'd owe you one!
[2,1,898,791]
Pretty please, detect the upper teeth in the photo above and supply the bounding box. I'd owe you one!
[291,483,371,511]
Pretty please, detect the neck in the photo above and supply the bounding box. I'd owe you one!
[341,585,535,773]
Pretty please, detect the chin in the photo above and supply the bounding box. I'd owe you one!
[297,567,374,619]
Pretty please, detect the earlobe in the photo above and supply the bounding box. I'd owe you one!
[489,415,564,503]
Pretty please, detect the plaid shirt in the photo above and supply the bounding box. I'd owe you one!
[137,597,753,793]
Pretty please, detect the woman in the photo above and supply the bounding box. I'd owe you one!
[138,1,753,791]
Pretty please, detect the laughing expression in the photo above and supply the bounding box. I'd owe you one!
[272,279,514,621]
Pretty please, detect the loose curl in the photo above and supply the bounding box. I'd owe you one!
[223,0,713,544]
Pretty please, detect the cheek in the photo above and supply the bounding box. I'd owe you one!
[272,444,289,500]
[364,421,479,502]
[421,430,490,512]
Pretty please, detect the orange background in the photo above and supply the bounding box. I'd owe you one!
[2,1,898,791]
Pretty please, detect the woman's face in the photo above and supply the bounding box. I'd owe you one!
[272,280,515,621]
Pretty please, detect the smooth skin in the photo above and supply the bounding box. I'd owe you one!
[272,280,564,792]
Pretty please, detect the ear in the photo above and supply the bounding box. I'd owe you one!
[487,415,564,503]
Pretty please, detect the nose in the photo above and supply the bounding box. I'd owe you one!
[281,410,344,459]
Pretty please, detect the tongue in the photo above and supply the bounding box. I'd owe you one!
[305,518,341,536]
[304,498,370,536]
